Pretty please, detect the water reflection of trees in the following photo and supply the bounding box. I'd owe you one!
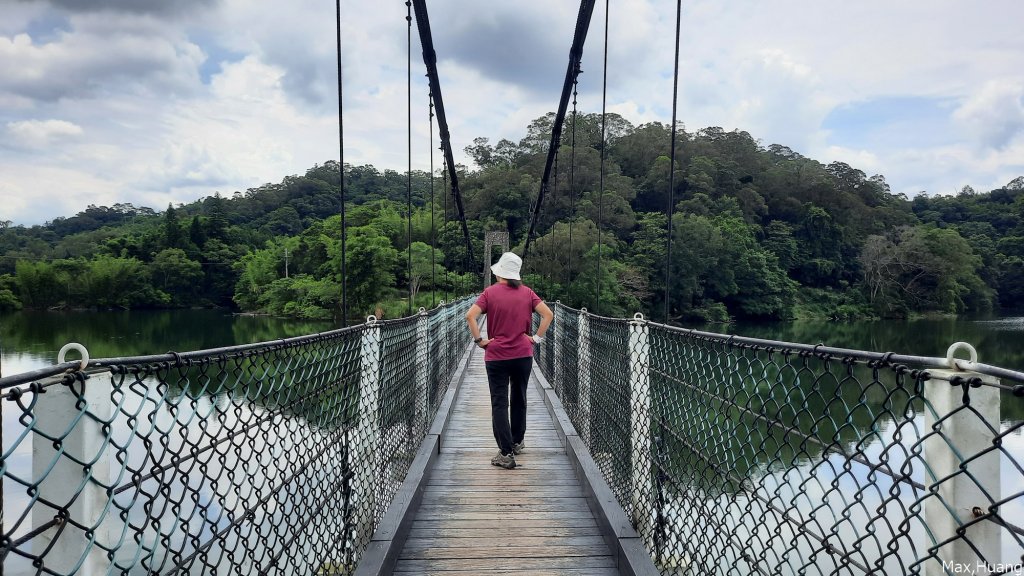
[150,336,363,430]
[726,316,1024,422]
[0,309,334,362]
[650,331,929,498]
[95,333,364,573]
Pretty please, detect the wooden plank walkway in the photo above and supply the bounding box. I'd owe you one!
[394,352,621,575]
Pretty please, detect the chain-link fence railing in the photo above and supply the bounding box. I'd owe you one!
[537,302,1024,576]
[1,297,474,576]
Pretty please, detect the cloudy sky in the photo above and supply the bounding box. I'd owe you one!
[1,0,1022,226]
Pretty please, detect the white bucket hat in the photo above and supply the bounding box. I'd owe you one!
[490,252,522,281]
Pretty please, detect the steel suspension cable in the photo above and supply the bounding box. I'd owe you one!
[522,0,597,259]
[443,153,449,301]
[664,0,683,324]
[568,79,579,289]
[430,93,436,308]
[411,0,475,273]
[406,0,413,316]
[595,0,610,314]
[335,0,347,325]
[551,146,559,230]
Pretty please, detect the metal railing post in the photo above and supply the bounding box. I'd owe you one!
[923,367,1002,576]
[577,308,592,445]
[552,304,564,390]
[32,378,112,575]
[353,317,383,551]
[628,313,654,547]
[415,307,429,439]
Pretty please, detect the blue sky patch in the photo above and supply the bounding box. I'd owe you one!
[823,96,960,150]
[25,13,71,44]
[189,34,246,85]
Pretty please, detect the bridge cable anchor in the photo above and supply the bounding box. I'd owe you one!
[945,341,978,370]
[57,342,90,371]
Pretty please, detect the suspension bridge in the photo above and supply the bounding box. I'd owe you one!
[3,0,1024,575]
[2,299,1023,575]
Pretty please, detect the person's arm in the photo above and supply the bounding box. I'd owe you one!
[528,301,554,343]
[466,304,489,348]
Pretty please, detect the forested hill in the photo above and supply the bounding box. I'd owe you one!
[1,113,1022,323]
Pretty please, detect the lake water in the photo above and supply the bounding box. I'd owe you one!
[5,309,1022,384]
[0,309,337,379]
[1,309,340,575]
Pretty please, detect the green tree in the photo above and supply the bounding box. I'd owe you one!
[188,216,207,248]
[82,256,165,308]
[527,218,602,305]
[998,257,1024,309]
[0,273,21,310]
[163,204,186,250]
[234,243,283,310]
[860,226,993,316]
[204,193,231,241]
[464,168,535,244]
[15,260,63,309]
[407,241,445,305]
[628,212,668,315]
[201,239,245,307]
[345,227,399,317]
[762,220,799,272]
[257,275,338,319]
[151,248,203,306]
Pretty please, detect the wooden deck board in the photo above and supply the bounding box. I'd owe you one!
[393,555,618,573]
[391,569,619,576]
[395,351,621,575]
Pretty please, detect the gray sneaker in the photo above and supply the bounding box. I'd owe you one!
[491,451,516,469]
[512,441,525,455]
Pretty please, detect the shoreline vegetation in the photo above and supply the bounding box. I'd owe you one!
[2,114,1022,325]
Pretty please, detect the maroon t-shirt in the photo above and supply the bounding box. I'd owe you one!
[475,283,542,361]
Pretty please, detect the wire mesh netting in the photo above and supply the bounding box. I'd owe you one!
[1,297,473,576]
[538,302,1024,576]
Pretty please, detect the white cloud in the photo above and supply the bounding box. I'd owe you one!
[0,15,204,103]
[0,164,118,224]
[5,118,82,148]
[822,146,882,176]
[1,0,1023,226]
[953,79,1024,150]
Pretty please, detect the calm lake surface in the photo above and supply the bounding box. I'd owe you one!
[1,310,341,575]
[0,309,337,379]
[3,309,1023,379]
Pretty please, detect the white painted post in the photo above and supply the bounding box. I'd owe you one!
[629,313,654,548]
[577,309,592,445]
[438,300,449,387]
[924,366,1001,576]
[415,308,429,440]
[32,378,112,576]
[352,317,382,551]
[552,304,564,389]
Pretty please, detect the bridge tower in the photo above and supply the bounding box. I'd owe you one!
[483,231,509,287]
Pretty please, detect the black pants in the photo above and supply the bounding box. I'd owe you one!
[484,356,533,455]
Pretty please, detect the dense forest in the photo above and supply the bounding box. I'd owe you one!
[1,113,1022,323]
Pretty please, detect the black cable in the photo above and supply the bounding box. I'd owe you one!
[411,0,475,273]
[568,79,579,292]
[430,92,436,308]
[596,0,609,314]
[522,0,598,258]
[443,154,450,301]
[406,0,413,316]
[335,0,347,325]
[664,0,682,324]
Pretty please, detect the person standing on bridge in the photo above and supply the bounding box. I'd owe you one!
[466,252,554,470]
